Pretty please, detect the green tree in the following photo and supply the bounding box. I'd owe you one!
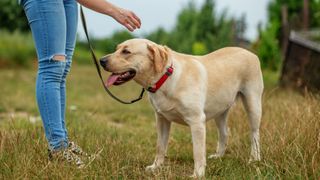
[255,21,282,70]
[91,30,135,54]
[148,0,246,55]
[146,27,171,46]
[82,0,246,57]
[0,0,29,32]
[255,0,320,71]
[310,0,320,27]
[170,1,198,53]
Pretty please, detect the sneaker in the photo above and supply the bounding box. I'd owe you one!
[48,148,85,168]
[68,141,89,157]
[68,141,104,167]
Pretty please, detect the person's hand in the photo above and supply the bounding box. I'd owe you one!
[111,7,141,32]
[76,0,141,31]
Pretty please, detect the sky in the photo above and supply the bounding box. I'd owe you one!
[77,0,270,41]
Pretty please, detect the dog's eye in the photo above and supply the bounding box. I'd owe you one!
[121,49,131,55]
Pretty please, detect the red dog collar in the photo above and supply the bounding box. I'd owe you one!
[147,64,174,93]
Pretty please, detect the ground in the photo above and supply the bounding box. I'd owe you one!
[0,64,319,179]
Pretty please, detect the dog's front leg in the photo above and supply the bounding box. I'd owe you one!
[146,113,171,172]
[189,115,206,178]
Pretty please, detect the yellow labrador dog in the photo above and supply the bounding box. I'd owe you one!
[99,39,263,178]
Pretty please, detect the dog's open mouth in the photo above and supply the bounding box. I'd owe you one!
[105,70,136,87]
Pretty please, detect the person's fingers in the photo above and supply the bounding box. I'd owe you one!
[121,16,137,30]
[131,12,141,26]
[125,17,138,30]
[114,8,141,31]
[128,14,141,28]
[124,22,134,32]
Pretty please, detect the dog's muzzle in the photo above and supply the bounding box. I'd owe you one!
[99,56,109,68]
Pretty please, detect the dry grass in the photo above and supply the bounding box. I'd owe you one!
[0,65,319,179]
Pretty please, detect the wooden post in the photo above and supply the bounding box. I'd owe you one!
[281,5,289,58]
[303,0,309,30]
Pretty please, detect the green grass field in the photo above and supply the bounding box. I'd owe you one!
[0,65,319,179]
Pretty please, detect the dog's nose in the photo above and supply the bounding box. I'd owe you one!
[99,56,109,68]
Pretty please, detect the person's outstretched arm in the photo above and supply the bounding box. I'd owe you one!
[77,0,141,32]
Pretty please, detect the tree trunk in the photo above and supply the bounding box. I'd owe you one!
[303,0,309,30]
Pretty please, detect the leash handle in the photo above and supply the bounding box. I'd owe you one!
[80,6,145,104]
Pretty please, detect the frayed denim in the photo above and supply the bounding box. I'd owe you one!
[21,0,78,150]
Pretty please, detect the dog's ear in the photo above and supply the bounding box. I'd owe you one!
[147,44,168,73]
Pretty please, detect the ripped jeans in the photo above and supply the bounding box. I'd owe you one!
[21,0,78,150]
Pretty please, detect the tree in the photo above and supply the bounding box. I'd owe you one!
[146,27,171,46]
[148,0,246,55]
[87,0,247,56]
[89,30,135,54]
[255,0,320,71]
[310,0,320,27]
[169,1,198,53]
[0,0,29,32]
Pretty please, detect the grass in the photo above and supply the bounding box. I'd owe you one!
[0,64,319,179]
[0,31,104,68]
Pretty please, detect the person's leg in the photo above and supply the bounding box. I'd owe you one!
[22,0,68,150]
[60,0,78,141]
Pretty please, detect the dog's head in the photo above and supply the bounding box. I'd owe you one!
[100,39,169,87]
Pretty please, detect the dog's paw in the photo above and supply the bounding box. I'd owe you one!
[189,175,205,179]
[248,157,261,163]
[189,172,205,179]
[208,153,224,159]
[145,164,159,172]
[189,173,197,179]
[189,166,205,179]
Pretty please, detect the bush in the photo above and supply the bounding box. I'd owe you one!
[192,42,208,55]
[0,30,36,67]
[0,0,29,32]
[255,21,282,71]
[73,46,104,65]
[0,30,105,67]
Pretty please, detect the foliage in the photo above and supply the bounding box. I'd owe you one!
[0,0,247,67]
[192,42,208,55]
[73,46,104,65]
[146,0,246,55]
[93,31,135,54]
[255,0,320,71]
[88,0,245,56]
[255,21,282,71]
[0,0,29,32]
[0,30,36,67]
[78,30,135,55]
[0,30,106,67]
[145,27,171,46]
[310,0,320,27]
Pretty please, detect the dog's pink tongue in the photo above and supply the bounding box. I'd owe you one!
[106,74,120,87]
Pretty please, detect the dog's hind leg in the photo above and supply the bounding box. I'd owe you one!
[208,109,230,159]
[240,88,262,162]
[146,113,171,172]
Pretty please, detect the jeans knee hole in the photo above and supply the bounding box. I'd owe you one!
[52,55,66,62]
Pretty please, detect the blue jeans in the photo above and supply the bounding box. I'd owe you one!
[21,0,78,150]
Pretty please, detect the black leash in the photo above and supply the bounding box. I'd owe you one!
[80,6,145,104]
